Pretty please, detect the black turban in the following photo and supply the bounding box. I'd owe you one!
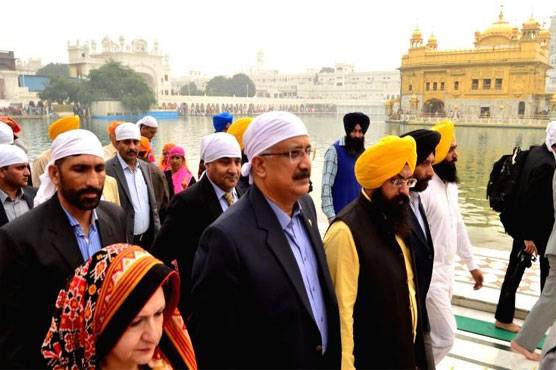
[343,112,370,135]
[401,129,441,164]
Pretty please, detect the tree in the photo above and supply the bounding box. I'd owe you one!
[230,73,256,97]
[319,67,334,73]
[180,82,203,96]
[39,76,81,104]
[205,76,231,96]
[36,63,69,79]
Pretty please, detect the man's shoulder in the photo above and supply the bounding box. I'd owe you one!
[23,186,37,198]
[0,198,52,237]
[98,200,124,214]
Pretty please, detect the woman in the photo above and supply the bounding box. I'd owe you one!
[165,146,196,197]
[159,143,176,172]
[42,244,197,370]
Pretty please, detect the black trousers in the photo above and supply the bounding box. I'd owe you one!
[495,238,550,323]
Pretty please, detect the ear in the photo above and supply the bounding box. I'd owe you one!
[251,156,267,180]
[48,164,61,188]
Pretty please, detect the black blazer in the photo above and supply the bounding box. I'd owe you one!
[189,185,341,369]
[105,156,161,243]
[0,196,127,369]
[0,186,36,227]
[151,174,240,317]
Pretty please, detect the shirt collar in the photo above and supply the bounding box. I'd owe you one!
[61,206,99,229]
[207,174,237,200]
[116,152,136,171]
[0,187,24,203]
[265,197,302,230]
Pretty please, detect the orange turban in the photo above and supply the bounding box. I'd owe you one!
[0,116,21,134]
[432,120,455,165]
[227,117,253,150]
[48,115,80,141]
[355,135,417,189]
[138,136,152,154]
[106,121,122,137]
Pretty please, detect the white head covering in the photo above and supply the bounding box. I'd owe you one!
[136,115,158,128]
[115,122,141,141]
[34,129,104,207]
[241,111,308,180]
[202,133,241,164]
[0,122,14,144]
[545,121,556,155]
[0,144,28,167]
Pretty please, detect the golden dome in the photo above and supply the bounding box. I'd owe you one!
[540,28,551,38]
[522,16,540,30]
[411,28,423,39]
[428,34,437,42]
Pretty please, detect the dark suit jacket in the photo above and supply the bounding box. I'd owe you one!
[0,186,36,227]
[151,174,240,317]
[189,185,341,369]
[0,195,127,369]
[105,156,160,244]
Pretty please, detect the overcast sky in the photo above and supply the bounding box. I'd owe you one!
[2,0,554,77]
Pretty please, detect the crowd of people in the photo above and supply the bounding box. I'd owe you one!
[1,110,556,369]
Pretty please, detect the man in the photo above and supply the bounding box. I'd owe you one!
[190,111,341,369]
[103,120,121,160]
[401,129,442,370]
[197,112,235,177]
[152,132,243,317]
[0,129,127,368]
[495,121,556,333]
[136,115,158,141]
[32,115,80,187]
[227,117,253,193]
[138,136,170,219]
[0,144,36,227]
[420,120,484,364]
[105,122,160,249]
[321,112,369,221]
[325,135,426,369]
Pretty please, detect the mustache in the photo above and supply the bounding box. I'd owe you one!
[293,170,311,180]
[77,186,103,197]
[127,149,138,155]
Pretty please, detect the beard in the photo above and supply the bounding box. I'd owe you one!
[371,188,411,238]
[58,173,103,211]
[412,176,432,192]
[434,160,459,183]
[345,135,365,156]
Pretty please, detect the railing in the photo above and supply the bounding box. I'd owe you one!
[388,114,551,127]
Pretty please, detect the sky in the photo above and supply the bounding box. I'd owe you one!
[2,0,555,77]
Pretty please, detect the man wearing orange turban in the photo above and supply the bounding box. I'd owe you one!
[324,135,427,369]
[420,120,483,365]
[103,121,121,160]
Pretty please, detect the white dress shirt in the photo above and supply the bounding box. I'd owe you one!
[117,153,150,235]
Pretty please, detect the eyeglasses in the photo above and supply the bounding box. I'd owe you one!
[389,177,417,188]
[260,146,316,162]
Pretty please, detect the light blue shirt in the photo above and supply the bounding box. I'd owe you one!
[61,207,102,262]
[117,153,150,235]
[410,192,427,240]
[207,175,238,212]
[266,198,328,353]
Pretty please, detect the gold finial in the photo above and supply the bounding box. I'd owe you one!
[499,4,504,21]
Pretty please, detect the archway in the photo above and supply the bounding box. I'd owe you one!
[422,99,445,115]
[518,101,526,116]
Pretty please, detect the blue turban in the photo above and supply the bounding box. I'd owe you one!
[213,112,234,132]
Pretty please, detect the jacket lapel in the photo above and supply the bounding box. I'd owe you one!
[249,187,315,322]
[111,158,132,203]
[409,208,428,247]
[0,203,7,227]
[45,196,84,269]
[95,202,117,246]
[199,175,224,219]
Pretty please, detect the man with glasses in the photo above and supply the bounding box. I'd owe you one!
[420,120,483,365]
[324,135,427,369]
[190,111,341,369]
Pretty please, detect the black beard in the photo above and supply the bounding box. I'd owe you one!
[412,177,431,192]
[345,135,365,156]
[434,160,459,183]
[371,189,411,238]
[59,172,102,211]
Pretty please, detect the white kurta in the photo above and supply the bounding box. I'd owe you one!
[420,173,478,364]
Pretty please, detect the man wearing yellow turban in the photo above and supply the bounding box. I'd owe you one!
[420,120,483,365]
[324,135,427,370]
[227,117,253,193]
[31,115,80,187]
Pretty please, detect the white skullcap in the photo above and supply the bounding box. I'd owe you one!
[546,121,556,153]
[0,122,14,144]
[34,129,104,207]
[116,122,141,141]
[0,144,28,167]
[241,111,308,179]
[203,133,241,164]
[136,115,158,128]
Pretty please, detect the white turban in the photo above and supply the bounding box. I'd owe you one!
[202,133,241,164]
[116,122,141,141]
[34,129,104,207]
[0,122,14,144]
[241,111,308,179]
[136,115,158,128]
[546,121,556,155]
[0,144,28,167]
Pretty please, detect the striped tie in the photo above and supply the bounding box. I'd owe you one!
[224,192,234,206]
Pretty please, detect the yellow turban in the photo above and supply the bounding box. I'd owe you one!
[432,119,455,165]
[355,135,417,189]
[227,117,253,150]
[48,115,80,141]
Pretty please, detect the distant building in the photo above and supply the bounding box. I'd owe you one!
[400,8,552,118]
[67,37,172,102]
[547,12,556,93]
[0,51,40,102]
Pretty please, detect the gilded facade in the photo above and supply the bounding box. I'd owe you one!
[399,8,552,119]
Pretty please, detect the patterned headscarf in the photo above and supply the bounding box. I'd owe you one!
[42,244,197,370]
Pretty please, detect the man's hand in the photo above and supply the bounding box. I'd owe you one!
[524,240,538,256]
[470,269,483,290]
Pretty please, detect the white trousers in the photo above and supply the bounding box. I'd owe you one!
[426,283,457,364]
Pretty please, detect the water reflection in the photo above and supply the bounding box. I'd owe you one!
[18,115,547,251]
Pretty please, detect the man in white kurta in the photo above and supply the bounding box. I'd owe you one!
[420,120,484,364]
